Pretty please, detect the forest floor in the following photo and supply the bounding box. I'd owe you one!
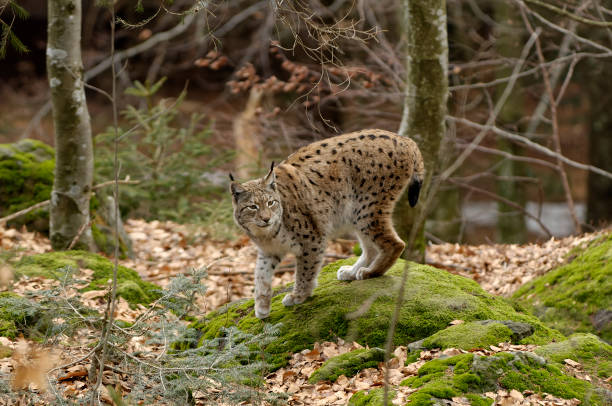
[0,220,607,405]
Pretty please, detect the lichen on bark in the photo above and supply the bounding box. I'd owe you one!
[46,0,94,250]
[395,0,449,262]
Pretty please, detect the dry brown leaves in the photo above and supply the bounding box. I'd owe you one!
[426,230,605,296]
[10,338,59,392]
[0,221,608,404]
[267,339,583,406]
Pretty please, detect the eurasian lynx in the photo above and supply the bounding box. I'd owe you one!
[230,129,425,319]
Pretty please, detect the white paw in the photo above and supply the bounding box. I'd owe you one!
[282,293,306,307]
[255,307,270,319]
[337,265,356,280]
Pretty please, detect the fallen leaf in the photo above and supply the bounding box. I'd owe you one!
[563,358,581,368]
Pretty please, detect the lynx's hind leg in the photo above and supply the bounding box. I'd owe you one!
[348,216,405,280]
[337,233,377,281]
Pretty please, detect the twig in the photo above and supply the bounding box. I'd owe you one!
[440,28,540,181]
[67,219,93,250]
[448,116,612,180]
[523,0,612,27]
[20,12,199,140]
[0,179,139,225]
[449,178,552,238]
[520,6,581,233]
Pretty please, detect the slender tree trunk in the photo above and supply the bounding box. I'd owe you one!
[47,0,94,250]
[494,2,527,243]
[395,0,448,262]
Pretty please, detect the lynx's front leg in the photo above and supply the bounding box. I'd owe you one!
[282,245,325,306]
[254,251,280,319]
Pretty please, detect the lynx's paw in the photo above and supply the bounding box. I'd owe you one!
[255,307,270,319]
[337,265,356,280]
[337,265,370,280]
[282,292,307,307]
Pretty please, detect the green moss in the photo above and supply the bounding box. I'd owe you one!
[15,251,160,305]
[422,321,514,350]
[535,333,612,378]
[405,351,605,405]
[308,347,386,383]
[465,394,493,406]
[0,139,55,233]
[348,388,394,406]
[513,234,612,341]
[0,292,47,339]
[186,258,562,371]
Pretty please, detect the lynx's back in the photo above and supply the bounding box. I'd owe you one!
[230,129,424,319]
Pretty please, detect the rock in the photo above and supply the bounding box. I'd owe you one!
[309,347,386,383]
[185,258,563,370]
[421,320,533,351]
[402,351,607,405]
[513,233,612,342]
[0,139,54,233]
[535,333,612,379]
[14,250,160,305]
[0,139,134,257]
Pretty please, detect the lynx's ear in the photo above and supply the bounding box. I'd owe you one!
[230,182,246,198]
[263,162,276,191]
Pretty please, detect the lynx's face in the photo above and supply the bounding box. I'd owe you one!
[230,170,282,239]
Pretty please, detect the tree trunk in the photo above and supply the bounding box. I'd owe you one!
[494,2,527,243]
[47,0,94,251]
[586,60,612,226]
[395,0,448,262]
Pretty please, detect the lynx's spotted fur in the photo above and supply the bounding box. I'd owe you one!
[230,129,424,319]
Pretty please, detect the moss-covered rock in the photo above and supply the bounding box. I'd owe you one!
[348,388,394,406]
[309,347,386,383]
[14,251,160,305]
[186,258,562,370]
[535,333,612,379]
[421,320,534,350]
[0,139,54,233]
[402,351,607,405]
[513,234,612,342]
[0,292,49,339]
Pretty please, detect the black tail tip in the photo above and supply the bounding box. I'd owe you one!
[408,177,422,207]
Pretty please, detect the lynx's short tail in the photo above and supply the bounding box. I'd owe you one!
[407,142,425,208]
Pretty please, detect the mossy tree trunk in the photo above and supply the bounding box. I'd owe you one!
[494,2,527,243]
[46,0,95,251]
[394,0,448,262]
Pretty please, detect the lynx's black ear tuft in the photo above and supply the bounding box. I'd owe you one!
[263,162,276,191]
[229,173,235,182]
[408,174,422,207]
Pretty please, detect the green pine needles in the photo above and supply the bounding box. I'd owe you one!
[0,1,29,59]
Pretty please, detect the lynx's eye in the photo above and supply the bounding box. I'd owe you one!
[267,200,277,207]
[248,204,258,210]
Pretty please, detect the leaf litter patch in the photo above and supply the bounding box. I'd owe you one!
[0,221,609,404]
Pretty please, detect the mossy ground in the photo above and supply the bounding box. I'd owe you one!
[348,388,394,406]
[187,258,562,371]
[0,292,48,339]
[535,333,612,378]
[0,139,54,233]
[422,321,514,350]
[308,347,386,383]
[14,251,160,305]
[401,351,606,405]
[513,234,612,341]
